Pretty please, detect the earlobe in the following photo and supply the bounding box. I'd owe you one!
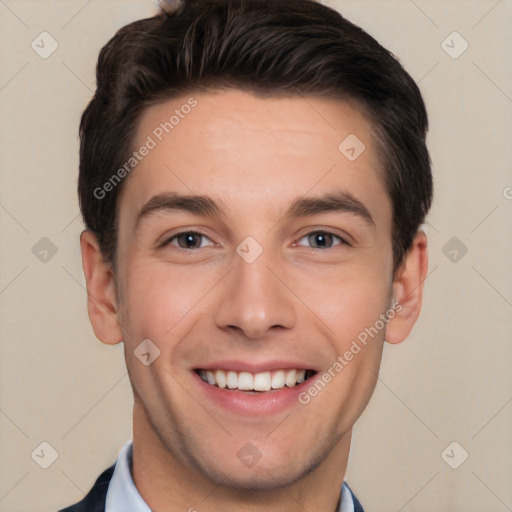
[80,230,124,345]
[385,230,428,344]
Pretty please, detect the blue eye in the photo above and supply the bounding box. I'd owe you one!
[297,231,347,249]
[164,231,213,249]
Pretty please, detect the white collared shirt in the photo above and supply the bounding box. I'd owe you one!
[105,440,354,512]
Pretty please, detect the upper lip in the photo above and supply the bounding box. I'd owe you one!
[194,360,317,373]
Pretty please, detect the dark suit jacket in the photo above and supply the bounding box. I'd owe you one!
[59,463,364,512]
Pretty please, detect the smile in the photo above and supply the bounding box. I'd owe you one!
[196,368,316,392]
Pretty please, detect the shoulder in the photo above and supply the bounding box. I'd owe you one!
[58,463,115,512]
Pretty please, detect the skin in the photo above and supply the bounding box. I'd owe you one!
[80,89,428,511]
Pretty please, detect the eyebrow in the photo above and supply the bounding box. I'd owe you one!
[135,193,223,230]
[135,190,375,230]
[285,191,375,226]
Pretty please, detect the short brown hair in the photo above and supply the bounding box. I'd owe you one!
[78,0,433,272]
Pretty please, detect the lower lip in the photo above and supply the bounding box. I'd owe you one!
[193,371,316,417]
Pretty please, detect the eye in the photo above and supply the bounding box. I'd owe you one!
[162,231,215,250]
[296,230,348,249]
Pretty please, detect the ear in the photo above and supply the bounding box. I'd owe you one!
[385,229,428,344]
[80,230,123,345]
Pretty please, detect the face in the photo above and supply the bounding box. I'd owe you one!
[86,89,420,490]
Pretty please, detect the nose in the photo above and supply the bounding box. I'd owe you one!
[214,248,297,340]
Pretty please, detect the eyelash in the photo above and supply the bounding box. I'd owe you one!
[160,230,350,251]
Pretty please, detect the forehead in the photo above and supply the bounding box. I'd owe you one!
[118,88,389,222]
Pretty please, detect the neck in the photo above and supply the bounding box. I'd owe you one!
[131,402,351,512]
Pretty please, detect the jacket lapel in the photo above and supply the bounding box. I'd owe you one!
[58,463,115,512]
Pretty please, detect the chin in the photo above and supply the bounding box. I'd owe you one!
[201,464,307,492]
[186,440,330,493]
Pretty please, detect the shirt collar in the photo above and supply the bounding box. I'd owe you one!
[105,440,151,512]
[106,440,354,512]
[339,480,355,512]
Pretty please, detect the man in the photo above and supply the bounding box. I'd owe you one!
[60,0,432,510]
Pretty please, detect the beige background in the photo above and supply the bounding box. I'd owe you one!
[0,1,511,511]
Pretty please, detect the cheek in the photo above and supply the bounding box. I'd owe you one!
[118,260,219,343]
[118,263,198,396]
[291,261,392,346]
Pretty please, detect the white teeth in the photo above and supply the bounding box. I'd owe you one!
[253,371,271,391]
[237,372,253,390]
[198,368,312,391]
[271,370,286,389]
[215,369,226,388]
[285,369,297,387]
[227,371,238,389]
